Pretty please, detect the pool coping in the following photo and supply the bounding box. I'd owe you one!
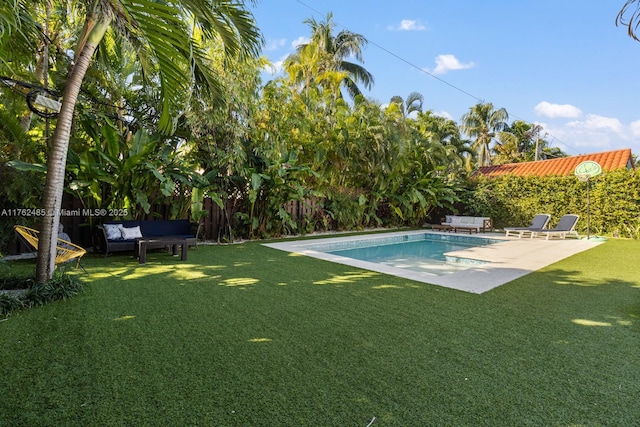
[263,230,604,294]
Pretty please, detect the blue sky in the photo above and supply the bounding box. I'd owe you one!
[250,0,640,157]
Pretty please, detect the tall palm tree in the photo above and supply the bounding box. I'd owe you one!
[285,12,374,100]
[284,41,349,103]
[386,92,423,153]
[4,0,261,282]
[460,102,509,167]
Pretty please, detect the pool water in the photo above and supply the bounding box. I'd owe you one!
[320,234,498,276]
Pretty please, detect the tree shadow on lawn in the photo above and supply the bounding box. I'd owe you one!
[78,258,640,425]
[3,244,640,426]
[80,244,640,324]
[76,240,639,322]
[79,245,394,289]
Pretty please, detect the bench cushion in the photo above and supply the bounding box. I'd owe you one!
[140,219,191,237]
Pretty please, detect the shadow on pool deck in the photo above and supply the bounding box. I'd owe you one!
[263,230,603,294]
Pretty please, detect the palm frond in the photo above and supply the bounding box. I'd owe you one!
[0,0,41,71]
[338,60,374,89]
[117,0,261,133]
[617,0,640,41]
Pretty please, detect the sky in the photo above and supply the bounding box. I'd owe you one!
[249,0,640,158]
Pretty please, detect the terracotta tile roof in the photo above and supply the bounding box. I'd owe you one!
[476,148,634,177]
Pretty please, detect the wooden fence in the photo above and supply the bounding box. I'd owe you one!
[4,192,329,255]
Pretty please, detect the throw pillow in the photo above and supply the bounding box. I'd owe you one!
[104,224,124,240]
[120,225,143,240]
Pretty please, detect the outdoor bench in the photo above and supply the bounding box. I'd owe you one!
[98,219,198,257]
[442,215,493,233]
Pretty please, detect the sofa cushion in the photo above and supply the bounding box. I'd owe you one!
[104,224,124,240]
[121,225,143,240]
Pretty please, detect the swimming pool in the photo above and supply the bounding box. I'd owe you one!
[306,232,500,276]
[263,230,601,293]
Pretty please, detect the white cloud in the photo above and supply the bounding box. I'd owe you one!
[533,106,636,151]
[540,114,637,151]
[542,123,614,149]
[264,38,287,52]
[433,110,453,120]
[262,54,289,75]
[430,54,475,75]
[389,19,428,31]
[567,114,623,133]
[630,119,640,137]
[291,36,309,48]
[534,101,582,119]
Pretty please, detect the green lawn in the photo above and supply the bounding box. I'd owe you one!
[1,238,639,426]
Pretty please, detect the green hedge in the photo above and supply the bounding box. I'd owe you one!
[465,169,640,238]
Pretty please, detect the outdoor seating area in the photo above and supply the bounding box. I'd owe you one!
[531,214,580,240]
[439,215,494,233]
[504,214,580,240]
[504,214,552,238]
[98,219,198,258]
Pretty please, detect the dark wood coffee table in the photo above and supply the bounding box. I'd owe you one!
[451,226,478,234]
[136,237,196,264]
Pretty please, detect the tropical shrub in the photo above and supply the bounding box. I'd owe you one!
[0,272,83,317]
[323,190,369,231]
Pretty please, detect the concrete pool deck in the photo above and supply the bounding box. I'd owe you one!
[263,230,604,294]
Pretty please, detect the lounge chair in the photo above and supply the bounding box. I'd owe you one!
[531,214,580,240]
[504,214,551,238]
[14,225,87,271]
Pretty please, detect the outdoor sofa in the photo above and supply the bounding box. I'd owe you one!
[441,215,493,233]
[98,219,197,256]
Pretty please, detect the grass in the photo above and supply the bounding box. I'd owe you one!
[1,238,639,426]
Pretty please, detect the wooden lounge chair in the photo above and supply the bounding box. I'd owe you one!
[504,214,551,238]
[531,215,580,240]
[14,225,87,270]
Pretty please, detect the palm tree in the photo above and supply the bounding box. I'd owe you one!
[415,110,473,173]
[385,92,423,155]
[285,12,374,100]
[460,102,509,167]
[4,0,261,282]
[617,0,640,40]
[388,91,424,119]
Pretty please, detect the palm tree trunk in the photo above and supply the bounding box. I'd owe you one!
[35,15,110,282]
